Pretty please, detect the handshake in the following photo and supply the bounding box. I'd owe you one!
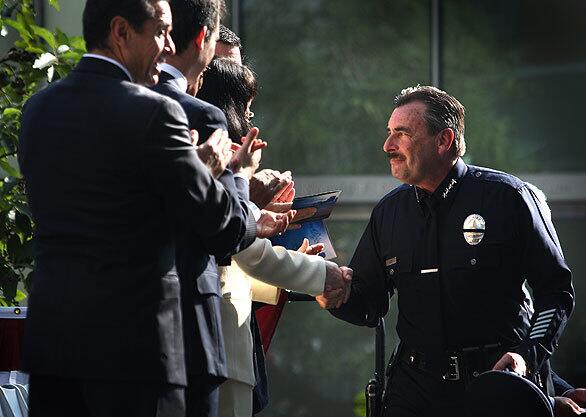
[317,261,353,309]
[296,238,352,309]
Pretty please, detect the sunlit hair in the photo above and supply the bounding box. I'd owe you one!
[83,0,156,51]
[169,0,226,54]
[219,25,241,47]
[197,57,257,141]
[394,85,466,157]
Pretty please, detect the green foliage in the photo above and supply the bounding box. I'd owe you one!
[0,0,85,305]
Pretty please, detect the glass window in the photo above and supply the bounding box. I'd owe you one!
[241,0,431,175]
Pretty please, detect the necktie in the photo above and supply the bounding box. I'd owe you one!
[420,193,439,271]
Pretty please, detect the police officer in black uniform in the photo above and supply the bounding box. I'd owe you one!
[329,86,574,417]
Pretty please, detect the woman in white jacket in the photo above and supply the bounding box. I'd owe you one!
[197,58,351,417]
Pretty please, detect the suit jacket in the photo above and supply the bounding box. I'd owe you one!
[18,57,254,385]
[218,239,325,386]
[152,69,256,380]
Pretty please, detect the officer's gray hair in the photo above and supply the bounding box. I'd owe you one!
[394,85,466,158]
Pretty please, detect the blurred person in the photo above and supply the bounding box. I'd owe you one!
[211,27,323,414]
[18,0,260,416]
[198,57,352,417]
[215,24,242,62]
[328,85,574,417]
[149,2,288,417]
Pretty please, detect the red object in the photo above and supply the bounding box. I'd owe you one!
[255,291,288,353]
[0,318,25,371]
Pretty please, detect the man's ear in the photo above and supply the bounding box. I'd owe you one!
[437,128,455,156]
[110,16,132,49]
[193,26,208,51]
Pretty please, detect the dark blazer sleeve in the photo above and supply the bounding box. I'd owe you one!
[195,103,229,144]
[143,97,256,257]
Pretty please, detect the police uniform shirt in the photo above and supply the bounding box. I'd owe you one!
[332,158,574,372]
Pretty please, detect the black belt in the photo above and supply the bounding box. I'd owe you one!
[397,343,504,383]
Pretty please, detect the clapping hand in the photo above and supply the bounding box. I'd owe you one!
[250,169,293,209]
[195,128,233,178]
[230,127,267,179]
[315,263,353,309]
[256,208,296,239]
[297,238,325,256]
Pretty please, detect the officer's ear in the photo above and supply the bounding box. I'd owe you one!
[437,128,455,157]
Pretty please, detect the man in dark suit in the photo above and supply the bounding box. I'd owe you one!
[18,1,258,416]
[150,2,269,416]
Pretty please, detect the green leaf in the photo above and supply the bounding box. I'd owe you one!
[0,264,18,303]
[24,45,44,54]
[3,18,28,39]
[14,289,26,302]
[14,211,32,236]
[54,27,68,44]
[12,202,32,218]
[2,107,21,118]
[68,36,87,52]
[0,159,21,178]
[48,0,61,11]
[31,24,57,49]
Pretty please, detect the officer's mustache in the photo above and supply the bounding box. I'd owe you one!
[387,152,405,161]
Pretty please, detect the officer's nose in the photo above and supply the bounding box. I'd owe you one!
[383,134,396,153]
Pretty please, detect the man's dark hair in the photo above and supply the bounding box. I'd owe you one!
[219,25,241,47]
[82,0,157,51]
[169,0,226,54]
[394,85,467,157]
[197,57,257,141]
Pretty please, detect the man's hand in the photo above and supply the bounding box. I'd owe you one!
[230,127,267,179]
[265,183,296,213]
[250,169,293,209]
[297,238,324,255]
[492,352,527,376]
[286,207,319,231]
[565,389,586,407]
[316,263,352,309]
[256,209,295,239]
[554,396,584,417]
[195,129,232,178]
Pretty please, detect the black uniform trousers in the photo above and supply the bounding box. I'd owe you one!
[383,361,465,417]
[28,374,185,417]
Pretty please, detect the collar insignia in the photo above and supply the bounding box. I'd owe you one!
[442,179,457,199]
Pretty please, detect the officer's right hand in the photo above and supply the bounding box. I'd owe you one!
[492,352,527,376]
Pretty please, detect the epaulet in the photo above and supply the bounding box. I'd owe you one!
[374,183,411,210]
[466,165,525,190]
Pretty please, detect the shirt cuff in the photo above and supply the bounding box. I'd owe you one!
[247,201,262,221]
[233,172,250,184]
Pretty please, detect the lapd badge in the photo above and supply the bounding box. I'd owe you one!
[463,214,485,245]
